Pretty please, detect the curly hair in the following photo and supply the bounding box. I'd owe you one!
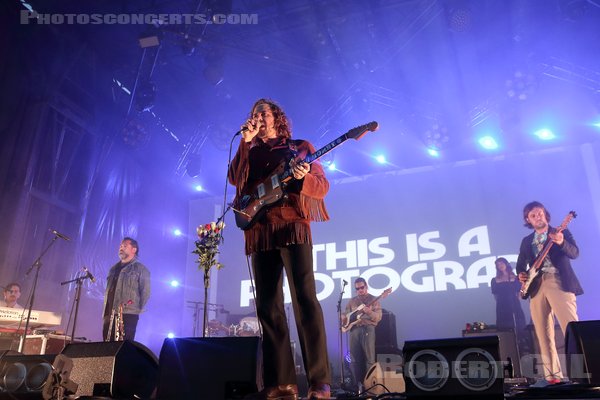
[522,201,551,229]
[249,98,292,140]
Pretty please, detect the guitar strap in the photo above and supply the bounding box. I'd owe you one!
[532,230,556,271]
[287,139,298,155]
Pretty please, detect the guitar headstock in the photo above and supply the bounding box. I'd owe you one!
[559,210,577,230]
[380,287,392,299]
[347,121,379,140]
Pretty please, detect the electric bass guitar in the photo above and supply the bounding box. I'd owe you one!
[341,287,392,333]
[519,211,577,299]
[232,121,379,230]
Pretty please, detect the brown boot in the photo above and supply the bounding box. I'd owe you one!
[244,384,299,400]
[307,383,330,399]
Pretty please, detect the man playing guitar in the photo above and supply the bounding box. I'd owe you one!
[516,201,583,385]
[342,278,383,392]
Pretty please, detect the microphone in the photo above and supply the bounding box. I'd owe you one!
[83,266,96,283]
[50,229,71,241]
[233,126,248,137]
[343,279,348,286]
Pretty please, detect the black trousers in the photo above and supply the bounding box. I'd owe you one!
[102,313,139,341]
[252,243,330,387]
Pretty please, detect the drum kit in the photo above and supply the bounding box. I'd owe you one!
[207,316,261,337]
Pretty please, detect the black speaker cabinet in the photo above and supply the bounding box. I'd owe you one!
[376,309,400,354]
[463,329,521,377]
[565,320,600,384]
[0,353,55,399]
[403,336,503,399]
[60,340,158,399]
[157,336,261,400]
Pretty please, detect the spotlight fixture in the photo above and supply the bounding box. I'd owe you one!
[427,148,440,157]
[478,136,499,150]
[534,128,556,140]
[121,119,149,148]
[422,121,450,156]
[505,70,536,101]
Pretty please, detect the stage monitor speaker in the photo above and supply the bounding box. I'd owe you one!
[377,353,405,393]
[463,329,521,377]
[565,320,600,385]
[60,340,158,399]
[0,353,55,399]
[156,336,261,400]
[364,362,385,395]
[403,336,503,399]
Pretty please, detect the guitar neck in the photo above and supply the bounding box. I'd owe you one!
[279,135,351,182]
[305,135,349,164]
[369,294,384,306]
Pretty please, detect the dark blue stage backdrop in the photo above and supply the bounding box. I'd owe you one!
[184,142,600,375]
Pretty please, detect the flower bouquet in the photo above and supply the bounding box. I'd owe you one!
[193,220,225,337]
[193,221,226,285]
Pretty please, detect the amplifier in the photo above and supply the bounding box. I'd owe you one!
[20,334,74,355]
[0,334,20,351]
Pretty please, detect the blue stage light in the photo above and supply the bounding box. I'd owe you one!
[194,185,203,192]
[534,128,556,140]
[427,148,440,157]
[328,162,336,171]
[375,155,386,164]
[170,279,179,287]
[167,332,175,339]
[173,228,183,236]
[478,136,499,150]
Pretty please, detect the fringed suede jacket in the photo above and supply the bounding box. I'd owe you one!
[228,136,329,255]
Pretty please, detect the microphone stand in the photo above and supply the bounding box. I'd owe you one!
[19,235,60,352]
[61,274,90,342]
[337,281,348,390]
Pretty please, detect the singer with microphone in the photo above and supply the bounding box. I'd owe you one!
[229,99,331,400]
[102,237,150,342]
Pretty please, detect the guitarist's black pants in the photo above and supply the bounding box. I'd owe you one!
[252,243,331,387]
